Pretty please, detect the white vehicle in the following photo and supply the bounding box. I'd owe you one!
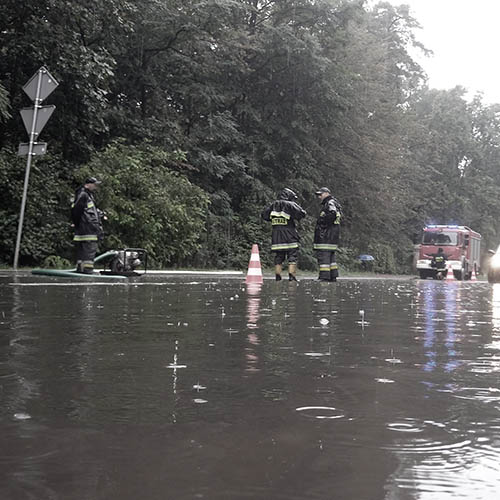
[488,245,500,283]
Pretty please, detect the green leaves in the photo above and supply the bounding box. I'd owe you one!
[3,1,500,272]
[0,149,73,266]
[76,142,210,267]
[0,83,11,122]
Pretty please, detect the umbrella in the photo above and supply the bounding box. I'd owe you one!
[357,254,374,261]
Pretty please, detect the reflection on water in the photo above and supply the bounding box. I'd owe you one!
[384,281,500,500]
[491,284,500,333]
[419,282,460,373]
[246,283,261,372]
[2,276,500,499]
[246,283,261,329]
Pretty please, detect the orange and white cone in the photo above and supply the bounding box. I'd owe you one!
[246,244,264,284]
[470,267,478,282]
[446,261,456,282]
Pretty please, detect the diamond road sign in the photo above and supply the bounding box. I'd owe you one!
[23,67,59,102]
[18,142,48,156]
[20,105,55,136]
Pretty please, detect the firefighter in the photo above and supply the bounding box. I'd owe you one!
[71,176,105,274]
[261,188,306,281]
[428,248,447,269]
[425,247,448,278]
[313,187,341,281]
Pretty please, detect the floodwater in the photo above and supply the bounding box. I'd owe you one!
[1,274,500,500]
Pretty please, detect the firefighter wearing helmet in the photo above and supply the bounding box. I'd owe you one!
[314,187,341,281]
[261,188,306,281]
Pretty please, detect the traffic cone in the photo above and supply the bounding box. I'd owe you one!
[446,261,456,282]
[470,267,478,282]
[246,244,264,284]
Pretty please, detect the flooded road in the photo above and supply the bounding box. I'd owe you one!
[1,275,500,499]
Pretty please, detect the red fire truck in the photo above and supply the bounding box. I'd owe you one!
[416,225,481,280]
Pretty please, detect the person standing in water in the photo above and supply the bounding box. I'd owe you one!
[313,187,341,281]
[71,177,104,274]
[261,188,306,281]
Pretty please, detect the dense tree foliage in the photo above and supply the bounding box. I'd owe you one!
[77,142,210,267]
[1,0,500,271]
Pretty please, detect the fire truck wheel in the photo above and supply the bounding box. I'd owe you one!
[463,262,469,280]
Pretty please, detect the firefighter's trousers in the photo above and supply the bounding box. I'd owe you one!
[76,241,98,274]
[273,248,299,265]
[316,250,338,281]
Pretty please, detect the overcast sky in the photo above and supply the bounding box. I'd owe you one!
[380,0,500,104]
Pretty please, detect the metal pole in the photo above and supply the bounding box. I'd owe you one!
[13,68,43,269]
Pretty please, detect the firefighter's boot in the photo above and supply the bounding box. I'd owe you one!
[317,252,332,281]
[275,264,282,281]
[330,267,338,282]
[318,266,331,281]
[330,259,339,282]
[82,261,94,274]
[288,263,298,282]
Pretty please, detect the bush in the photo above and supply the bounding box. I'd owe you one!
[75,142,210,268]
[42,255,72,269]
[368,243,398,274]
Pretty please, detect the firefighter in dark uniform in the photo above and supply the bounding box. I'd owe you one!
[428,248,447,269]
[426,247,448,278]
[313,187,341,281]
[71,177,104,274]
[261,188,306,281]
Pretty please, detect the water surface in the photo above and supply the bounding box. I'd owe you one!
[1,275,500,499]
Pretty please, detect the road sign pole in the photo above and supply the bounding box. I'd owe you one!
[13,68,43,270]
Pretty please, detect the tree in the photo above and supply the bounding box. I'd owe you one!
[0,148,72,266]
[0,0,136,157]
[2,0,499,272]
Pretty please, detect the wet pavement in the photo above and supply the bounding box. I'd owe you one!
[1,274,500,499]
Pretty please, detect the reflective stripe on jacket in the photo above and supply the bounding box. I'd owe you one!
[71,187,102,241]
[262,199,306,251]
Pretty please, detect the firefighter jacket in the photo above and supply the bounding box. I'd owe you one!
[429,252,447,269]
[71,187,103,242]
[261,199,306,251]
[313,195,340,251]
